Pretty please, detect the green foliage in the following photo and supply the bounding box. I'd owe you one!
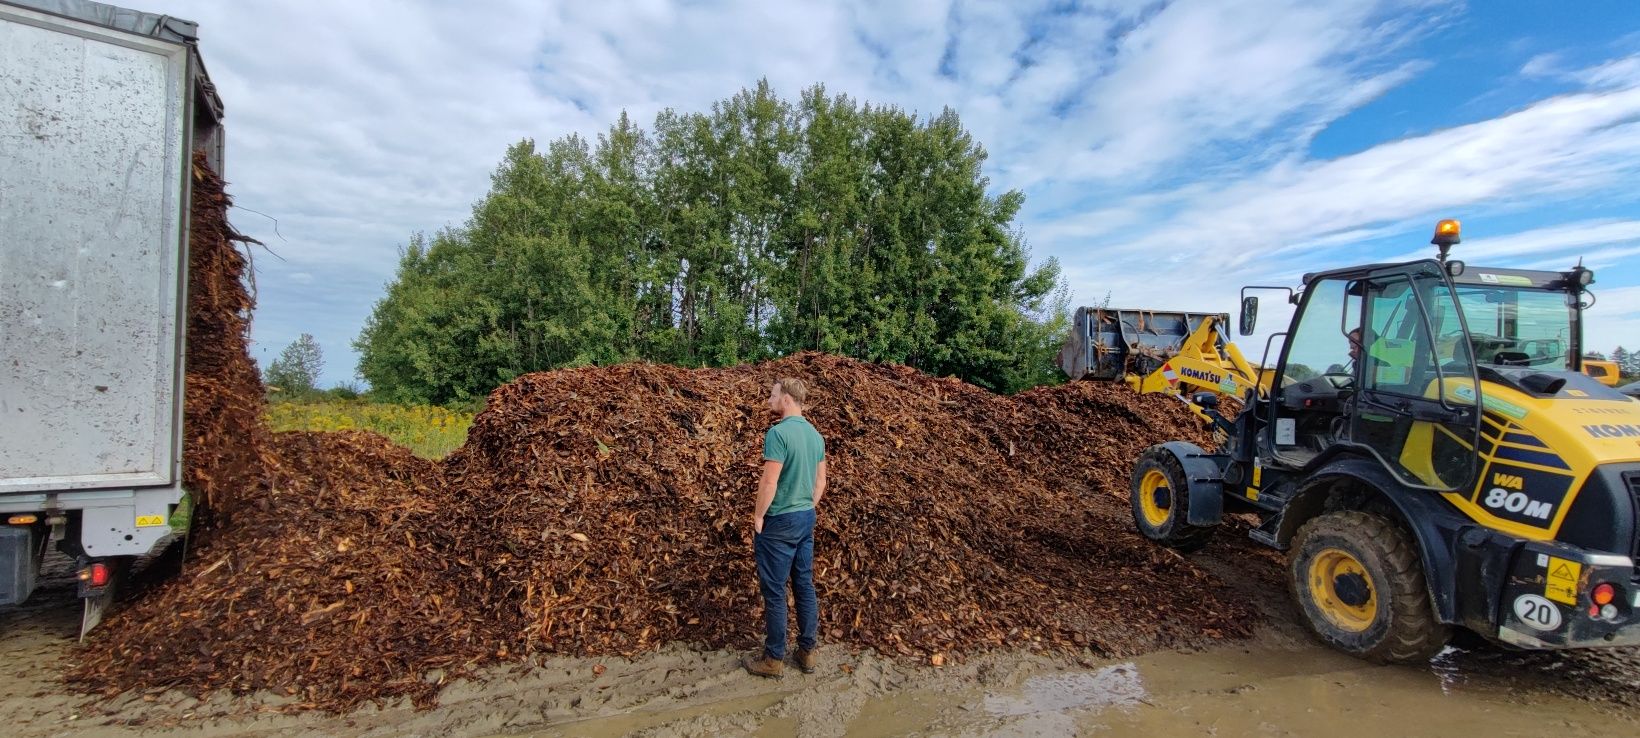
[357,81,1068,403]
[266,333,323,399]
[1285,363,1320,382]
[324,382,363,401]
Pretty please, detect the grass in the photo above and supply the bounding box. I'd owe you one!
[264,400,474,459]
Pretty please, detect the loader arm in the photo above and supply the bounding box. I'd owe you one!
[1058,308,1264,413]
[1130,318,1263,401]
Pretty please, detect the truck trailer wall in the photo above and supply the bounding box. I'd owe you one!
[0,1,190,494]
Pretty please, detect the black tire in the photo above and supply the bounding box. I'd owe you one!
[1130,446,1214,552]
[1289,511,1450,663]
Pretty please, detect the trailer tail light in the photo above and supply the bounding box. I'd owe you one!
[78,562,110,588]
[6,515,36,525]
[1592,583,1616,606]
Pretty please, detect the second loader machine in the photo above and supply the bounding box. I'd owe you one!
[1059,308,1265,415]
[1063,220,1640,662]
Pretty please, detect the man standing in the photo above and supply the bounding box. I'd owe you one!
[745,377,827,678]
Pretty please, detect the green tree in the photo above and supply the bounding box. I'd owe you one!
[1614,346,1637,379]
[266,333,323,399]
[1284,363,1320,382]
[357,81,1068,400]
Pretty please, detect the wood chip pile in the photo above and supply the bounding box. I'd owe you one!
[75,354,1256,712]
[180,151,273,532]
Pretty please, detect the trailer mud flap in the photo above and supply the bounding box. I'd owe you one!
[80,586,114,640]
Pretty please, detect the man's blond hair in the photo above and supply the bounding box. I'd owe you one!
[775,377,808,405]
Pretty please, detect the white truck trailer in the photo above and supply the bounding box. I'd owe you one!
[0,0,224,632]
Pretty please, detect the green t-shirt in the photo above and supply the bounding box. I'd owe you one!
[763,416,825,516]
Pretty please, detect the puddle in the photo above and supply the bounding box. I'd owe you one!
[1429,645,1470,695]
[489,640,1640,738]
[849,644,1637,737]
[983,662,1145,717]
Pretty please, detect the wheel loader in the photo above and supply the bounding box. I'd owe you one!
[1069,220,1640,661]
[1582,356,1622,387]
[1058,308,1266,416]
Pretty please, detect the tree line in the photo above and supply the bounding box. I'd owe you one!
[354,81,1067,405]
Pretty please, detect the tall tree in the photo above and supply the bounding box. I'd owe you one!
[266,333,323,398]
[357,82,1068,401]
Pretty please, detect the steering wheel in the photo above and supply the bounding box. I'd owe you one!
[1453,330,1514,349]
[1443,329,1514,364]
[1515,338,1562,361]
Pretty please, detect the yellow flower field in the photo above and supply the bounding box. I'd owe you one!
[264,401,473,459]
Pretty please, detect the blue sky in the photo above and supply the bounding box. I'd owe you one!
[145,0,1640,387]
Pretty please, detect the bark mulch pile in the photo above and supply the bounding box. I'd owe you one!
[180,150,273,532]
[448,354,1250,662]
[74,353,1257,712]
[71,432,481,709]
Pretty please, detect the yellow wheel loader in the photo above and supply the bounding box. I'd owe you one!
[1057,308,1267,415]
[1089,220,1640,662]
[1582,357,1622,387]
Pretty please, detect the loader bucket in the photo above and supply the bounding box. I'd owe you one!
[1058,308,1231,381]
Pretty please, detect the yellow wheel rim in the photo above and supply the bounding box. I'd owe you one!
[1138,469,1172,528]
[1308,548,1378,633]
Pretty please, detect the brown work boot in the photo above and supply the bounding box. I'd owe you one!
[794,647,817,674]
[744,652,783,678]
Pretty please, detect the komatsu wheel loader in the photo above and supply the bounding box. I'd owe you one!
[1582,357,1622,387]
[1090,220,1640,662]
[1058,308,1266,417]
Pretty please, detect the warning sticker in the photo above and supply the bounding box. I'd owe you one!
[1545,557,1582,605]
[135,515,166,528]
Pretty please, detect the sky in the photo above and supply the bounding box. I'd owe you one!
[141,0,1640,386]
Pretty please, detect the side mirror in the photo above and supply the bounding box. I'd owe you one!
[1239,296,1259,336]
[1192,391,1220,409]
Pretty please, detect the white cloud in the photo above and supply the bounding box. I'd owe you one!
[1520,246,1640,272]
[1579,56,1640,89]
[1521,52,1562,79]
[125,1,1640,386]
[1072,80,1640,289]
[1586,286,1640,356]
[1397,219,1640,264]
[1596,286,1640,318]
[1023,0,1437,186]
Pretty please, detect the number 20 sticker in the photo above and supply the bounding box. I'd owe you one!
[1513,594,1562,631]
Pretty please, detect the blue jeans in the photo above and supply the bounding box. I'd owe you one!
[755,508,818,659]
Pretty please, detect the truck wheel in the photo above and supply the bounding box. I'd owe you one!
[1289,511,1449,663]
[1130,447,1214,552]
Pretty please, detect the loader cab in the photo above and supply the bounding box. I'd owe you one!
[1260,260,1483,492]
[1443,266,1590,374]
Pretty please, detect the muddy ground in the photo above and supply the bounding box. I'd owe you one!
[4,522,1639,738]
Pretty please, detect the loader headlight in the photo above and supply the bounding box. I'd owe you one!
[1560,266,1594,290]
